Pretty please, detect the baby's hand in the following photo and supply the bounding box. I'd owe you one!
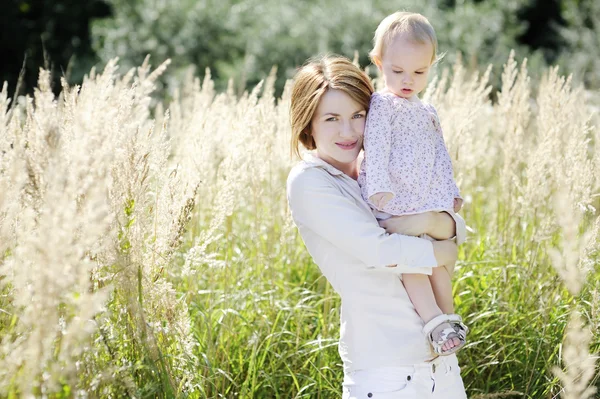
[369,192,394,210]
[453,198,463,213]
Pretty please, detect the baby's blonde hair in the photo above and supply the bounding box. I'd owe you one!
[370,12,438,65]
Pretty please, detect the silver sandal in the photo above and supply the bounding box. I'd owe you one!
[423,314,469,356]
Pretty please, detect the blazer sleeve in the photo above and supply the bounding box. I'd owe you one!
[287,167,437,275]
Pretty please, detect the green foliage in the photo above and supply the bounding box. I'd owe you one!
[3,0,599,96]
[558,0,600,88]
[92,0,248,92]
[90,0,551,94]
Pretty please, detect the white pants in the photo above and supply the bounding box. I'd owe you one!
[342,355,467,399]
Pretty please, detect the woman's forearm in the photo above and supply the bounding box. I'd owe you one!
[426,211,456,240]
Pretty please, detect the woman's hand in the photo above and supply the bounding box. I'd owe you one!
[454,198,463,213]
[379,213,433,237]
[432,240,458,267]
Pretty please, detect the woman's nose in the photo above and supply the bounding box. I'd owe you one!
[340,120,354,137]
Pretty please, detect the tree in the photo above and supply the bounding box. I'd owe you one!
[0,0,111,96]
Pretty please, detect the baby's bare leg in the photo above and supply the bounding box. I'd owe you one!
[429,262,455,314]
[402,273,443,323]
[404,271,461,352]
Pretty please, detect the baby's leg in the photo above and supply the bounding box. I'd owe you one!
[420,233,456,314]
[430,263,455,314]
[402,273,443,323]
[403,274,461,352]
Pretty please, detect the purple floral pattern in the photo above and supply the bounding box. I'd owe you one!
[358,91,461,215]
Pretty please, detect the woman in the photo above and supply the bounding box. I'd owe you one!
[287,55,468,398]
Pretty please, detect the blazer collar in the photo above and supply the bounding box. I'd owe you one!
[302,152,346,176]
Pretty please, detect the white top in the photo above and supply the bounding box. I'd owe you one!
[358,92,461,215]
[286,154,466,373]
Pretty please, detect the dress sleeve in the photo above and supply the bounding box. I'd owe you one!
[287,168,436,274]
[363,94,397,202]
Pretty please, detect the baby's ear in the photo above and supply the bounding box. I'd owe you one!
[372,56,383,71]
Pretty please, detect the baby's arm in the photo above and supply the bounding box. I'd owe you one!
[363,94,396,210]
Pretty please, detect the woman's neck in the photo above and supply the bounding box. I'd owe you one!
[332,160,359,179]
[344,164,360,180]
[316,153,359,179]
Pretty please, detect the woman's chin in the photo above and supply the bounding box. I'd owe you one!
[335,150,360,164]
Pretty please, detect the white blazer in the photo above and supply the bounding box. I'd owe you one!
[286,154,466,373]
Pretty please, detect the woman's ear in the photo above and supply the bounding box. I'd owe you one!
[303,126,312,138]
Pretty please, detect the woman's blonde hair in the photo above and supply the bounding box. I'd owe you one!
[290,55,374,158]
[369,12,438,65]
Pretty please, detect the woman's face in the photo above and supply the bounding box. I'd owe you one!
[311,89,367,173]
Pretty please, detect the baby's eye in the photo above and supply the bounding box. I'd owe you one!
[392,70,402,74]
[415,71,424,75]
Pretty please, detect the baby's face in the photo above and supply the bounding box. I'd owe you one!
[376,34,433,100]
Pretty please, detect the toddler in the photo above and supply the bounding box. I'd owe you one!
[358,11,468,355]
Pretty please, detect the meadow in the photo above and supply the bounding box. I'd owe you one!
[0,52,598,398]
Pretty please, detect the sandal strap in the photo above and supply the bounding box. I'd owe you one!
[432,326,468,356]
[430,326,466,355]
[446,313,469,337]
[422,314,451,335]
[447,313,463,323]
[437,327,459,343]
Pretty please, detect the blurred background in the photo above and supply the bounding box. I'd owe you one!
[2,0,599,97]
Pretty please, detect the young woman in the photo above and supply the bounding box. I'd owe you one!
[287,55,468,398]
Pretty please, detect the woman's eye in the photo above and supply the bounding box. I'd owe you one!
[325,117,337,122]
[353,113,365,119]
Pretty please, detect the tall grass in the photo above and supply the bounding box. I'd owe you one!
[0,52,598,398]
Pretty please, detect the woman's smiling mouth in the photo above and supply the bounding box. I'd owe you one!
[336,140,358,150]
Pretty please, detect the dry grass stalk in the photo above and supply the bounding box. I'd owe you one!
[496,50,531,215]
[550,190,598,397]
[423,57,493,192]
[0,57,199,395]
[0,51,598,396]
[552,310,598,399]
[523,68,594,236]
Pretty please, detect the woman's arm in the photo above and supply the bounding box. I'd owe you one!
[287,168,443,274]
[380,211,467,244]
